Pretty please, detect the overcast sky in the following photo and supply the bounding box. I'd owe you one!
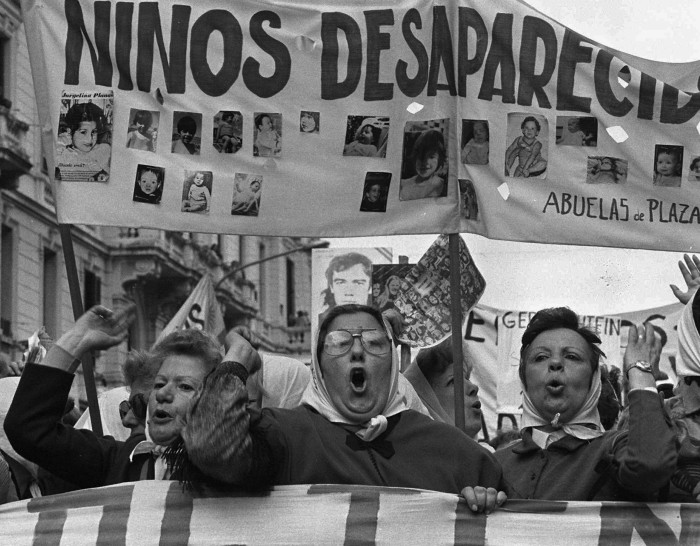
[328,0,700,315]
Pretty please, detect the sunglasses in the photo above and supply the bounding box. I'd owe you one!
[323,329,390,356]
[119,393,148,421]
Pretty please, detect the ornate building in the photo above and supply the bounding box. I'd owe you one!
[0,0,316,404]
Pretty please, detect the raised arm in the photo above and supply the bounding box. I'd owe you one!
[182,332,273,487]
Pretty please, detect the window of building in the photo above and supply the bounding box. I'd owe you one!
[1,226,13,337]
[84,269,101,311]
[43,248,58,338]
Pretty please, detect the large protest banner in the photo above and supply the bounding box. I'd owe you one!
[21,0,700,250]
[2,481,699,544]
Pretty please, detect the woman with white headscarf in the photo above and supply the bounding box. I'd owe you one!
[495,307,677,501]
[183,304,505,512]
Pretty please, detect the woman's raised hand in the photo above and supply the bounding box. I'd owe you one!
[670,254,700,305]
[56,304,136,357]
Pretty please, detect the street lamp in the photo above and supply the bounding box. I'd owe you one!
[213,239,329,291]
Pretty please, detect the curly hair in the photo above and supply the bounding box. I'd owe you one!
[150,329,222,376]
[121,350,159,388]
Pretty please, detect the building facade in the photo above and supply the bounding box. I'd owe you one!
[0,1,316,404]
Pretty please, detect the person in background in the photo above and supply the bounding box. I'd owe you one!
[495,307,677,501]
[403,336,484,440]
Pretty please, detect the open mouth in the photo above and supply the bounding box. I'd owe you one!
[545,380,565,395]
[152,409,172,422]
[350,368,367,393]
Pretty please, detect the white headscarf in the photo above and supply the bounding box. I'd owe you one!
[521,365,605,445]
[677,291,700,377]
[301,311,409,442]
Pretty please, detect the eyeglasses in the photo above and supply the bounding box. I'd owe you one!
[323,329,390,356]
[119,393,148,421]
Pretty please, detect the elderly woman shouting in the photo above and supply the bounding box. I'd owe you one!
[495,307,677,501]
[183,304,506,512]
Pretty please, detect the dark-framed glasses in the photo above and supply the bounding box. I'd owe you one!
[323,329,390,356]
[119,392,148,421]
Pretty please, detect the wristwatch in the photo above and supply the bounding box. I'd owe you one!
[626,360,653,378]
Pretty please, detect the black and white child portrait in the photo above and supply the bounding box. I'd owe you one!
[253,113,282,157]
[213,110,242,154]
[653,145,683,187]
[132,164,165,204]
[300,111,320,134]
[172,112,202,155]
[126,109,159,152]
[231,173,263,217]
[586,156,628,184]
[181,170,212,213]
[343,116,389,158]
[460,120,489,165]
[399,119,449,201]
[360,172,391,213]
[555,116,597,146]
[505,113,548,178]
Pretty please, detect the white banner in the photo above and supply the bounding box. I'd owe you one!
[20,0,700,250]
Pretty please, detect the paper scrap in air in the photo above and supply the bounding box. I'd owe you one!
[497,183,510,200]
[406,102,424,114]
[606,126,628,143]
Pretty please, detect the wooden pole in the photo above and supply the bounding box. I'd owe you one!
[398,254,411,371]
[58,224,103,436]
[448,234,466,432]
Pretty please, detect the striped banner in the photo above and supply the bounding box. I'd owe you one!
[1,481,699,545]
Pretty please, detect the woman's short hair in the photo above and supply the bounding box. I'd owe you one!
[519,307,605,388]
[150,329,222,375]
[415,336,453,384]
[316,303,385,364]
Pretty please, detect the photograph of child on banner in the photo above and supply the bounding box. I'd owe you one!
[586,156,628,184]
[55,92,113,183]
[556,116,597,146]
[505,113,548,178]
[181,170,212,213]
[689,157,700,181]
[231,173,262,216]
[393,235,486,348]
[653,144,683,187]
[461,119,489,165]
[132,164,164,204]
[126,109,158,152]
[343,116,389,158]
[459,179,479,220]
[359,172,391,212]
[171,112,201,155]
[399,119,449,200]
[299,111,320,134]
[253,113,281,157]
[372,264,413,312]
[213,110,242,154]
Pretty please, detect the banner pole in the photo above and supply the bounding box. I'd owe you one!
[449,233,466,433]
[58,224,103,437]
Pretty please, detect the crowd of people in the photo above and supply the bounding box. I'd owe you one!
[3,254,700,514]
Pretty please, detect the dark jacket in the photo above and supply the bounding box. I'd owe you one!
[495,390,677,501]
[4,362,154,490]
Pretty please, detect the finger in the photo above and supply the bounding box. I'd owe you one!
[8,361,21,375]
[474,486,487,512]
[684,254,699,276]
[496,491,508,507]
[692,254,700,272]
[627,323,638,345]
[679,260,693,285]
[670,284,682,298]
[484,488,497,514]
[462,487,478,512]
